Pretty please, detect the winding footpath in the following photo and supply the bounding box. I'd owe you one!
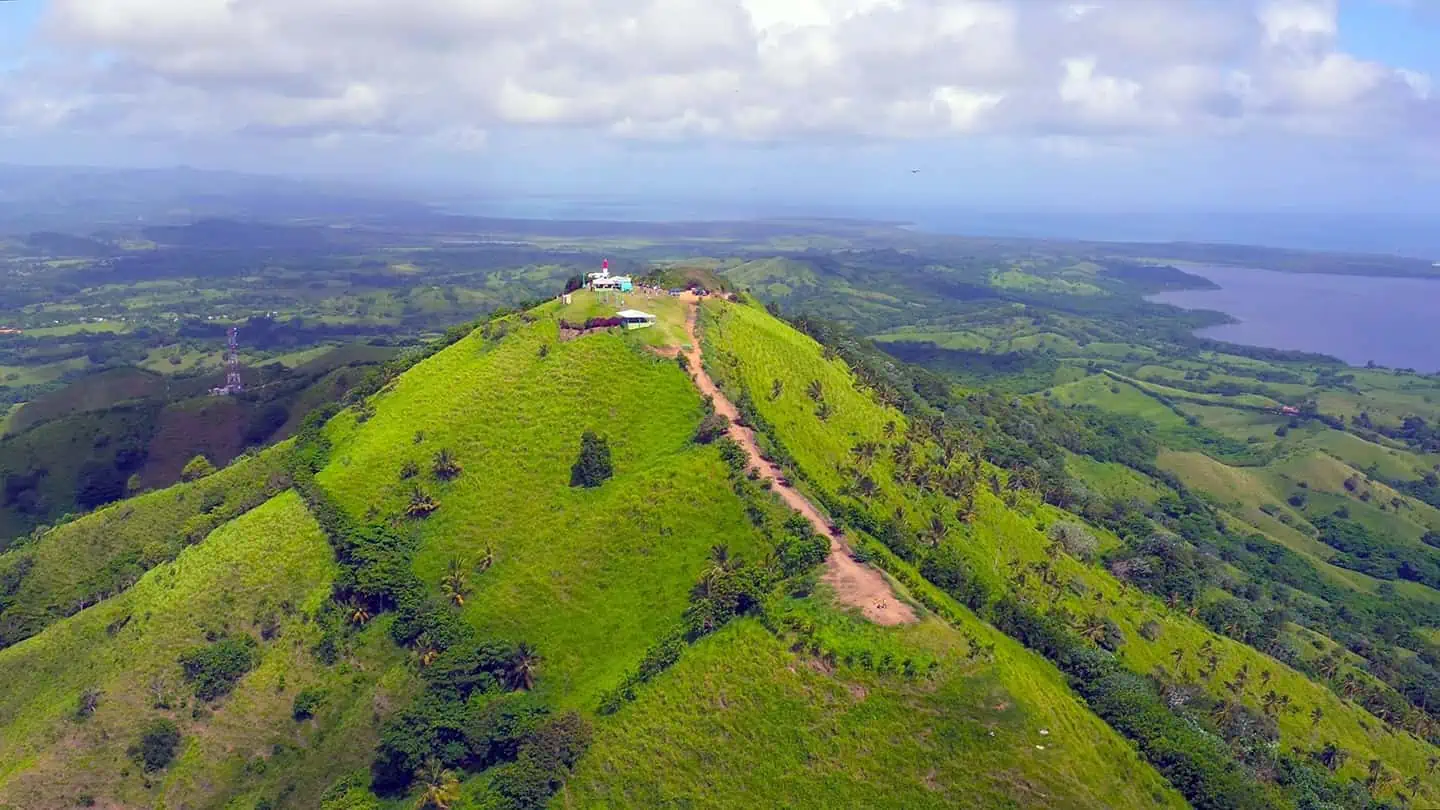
[680,298,916,626]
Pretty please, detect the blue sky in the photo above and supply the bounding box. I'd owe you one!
[0,3,41,67]
[1,0,1438,216]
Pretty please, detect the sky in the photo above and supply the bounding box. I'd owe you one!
[1,0,1439,215]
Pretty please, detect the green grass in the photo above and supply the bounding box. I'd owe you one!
[991,269,1104,296]
[0,492,412,809]
[7,367,165,434]
[704,298,1440,802]
[1063,451,1167,504]
[694,299,1199,803]
[1303,430,1434,481]
[1048,375,1190,429]
[552,288,691,349]
[568,616,1183,809]
[317,308,771,712]
[23,321,131,337]
[0,445,291,647]
[872,330,991,351]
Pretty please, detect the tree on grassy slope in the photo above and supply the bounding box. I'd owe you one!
[569,431,613,488]
[181,454,217,481]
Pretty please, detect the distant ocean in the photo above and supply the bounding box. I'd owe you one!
[448,198,1440,260]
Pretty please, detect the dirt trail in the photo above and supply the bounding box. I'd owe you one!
[679,297,915,626]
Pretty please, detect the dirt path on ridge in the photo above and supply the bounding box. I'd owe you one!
[679,297,915,626]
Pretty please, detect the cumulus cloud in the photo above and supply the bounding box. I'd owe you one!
[0,0,1433,148]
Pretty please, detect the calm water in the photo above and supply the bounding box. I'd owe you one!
[1148,264,1440,373]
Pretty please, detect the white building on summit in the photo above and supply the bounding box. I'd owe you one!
[616,310,657,330]
[588,259,634,292]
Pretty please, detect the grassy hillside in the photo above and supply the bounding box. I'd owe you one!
[700,296,1440,805]
[570,616,1182,809]
[0,445,290,648]
[305,294,1186,807]
[0,491,413,809]
[8,281,1433,808]
[315,304,775,713]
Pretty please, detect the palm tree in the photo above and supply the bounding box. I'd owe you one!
[476,545,495,572]
[1341,673,1362,700]
[506,642,541,691]
[855,474,878,499]
[923,513,949,547]
[883,420,897,439]
[441,557,469,607]
[407,485,440,518]
[414,758,461,809]
[1316,741,1349,773]
[891,441,914,471]
[1311,706,1324,728]
[415,632,441,668]
[1367,758,1388,796]
[1406,774,1422,799]
[806,379,823,402]
[1227,666,1250,696]
[1077,615,1108,645]
[432,448,462,480]
[1317,652,1343,680]
[708,544,739,574]
[349,602,371,625]
[851,441,879,467]
[1205,653,1221,679]
[1262,689,1282,716]
[1260,669,1272,688]
[1170,647,1186,671]
[1428,755,1438,775]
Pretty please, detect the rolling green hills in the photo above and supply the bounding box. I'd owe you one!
[0,289,1201,809]
[5,275,1440,809]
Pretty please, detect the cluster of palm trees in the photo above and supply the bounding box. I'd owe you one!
[440,549,493,608]
[1313,649,1440,741]
[1163,641,1437,802]
[410,630,540,690]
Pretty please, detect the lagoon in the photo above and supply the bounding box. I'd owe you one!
[1148,264,1440,373]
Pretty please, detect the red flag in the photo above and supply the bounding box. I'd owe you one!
[602,259,609,270]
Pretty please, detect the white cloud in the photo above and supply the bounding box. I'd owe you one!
[0,0,1429,150]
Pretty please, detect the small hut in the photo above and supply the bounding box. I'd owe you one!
[616,309,657,330]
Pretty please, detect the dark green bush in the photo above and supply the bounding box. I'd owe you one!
[569,431,614,488]
[292,688,326,720]
[129,718,181,772]
[178,635,259,700]
[693,412,731,444]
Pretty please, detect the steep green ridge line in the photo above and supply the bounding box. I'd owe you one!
[701,297,1440,807]
[0,445,292,648]
[679,297,915,626]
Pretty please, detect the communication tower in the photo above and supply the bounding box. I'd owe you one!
[210,327,244,396]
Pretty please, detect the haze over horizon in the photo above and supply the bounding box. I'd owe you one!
[2,0,1440,228]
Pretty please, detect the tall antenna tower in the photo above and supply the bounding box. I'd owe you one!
[211,327,244,396]
[225,327,243,392]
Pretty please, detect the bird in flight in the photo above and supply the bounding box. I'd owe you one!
[910,168,921,174]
